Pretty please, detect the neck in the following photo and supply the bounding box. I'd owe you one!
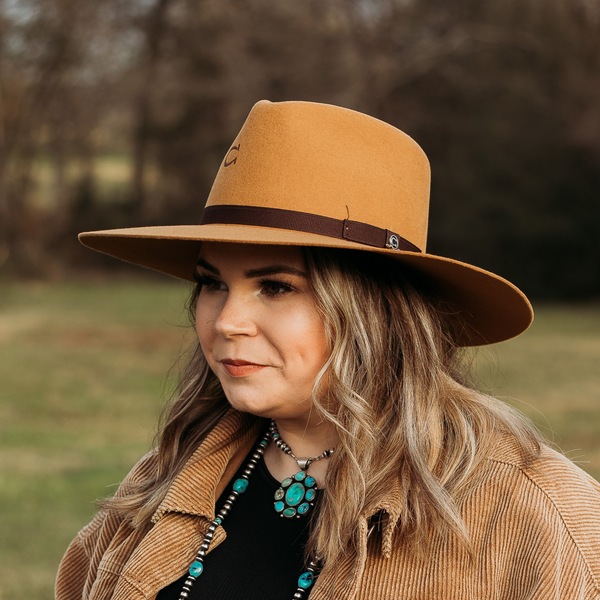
[273,414,338,456]
[263,415,339,488]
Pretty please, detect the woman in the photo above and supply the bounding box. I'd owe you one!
[56,100,600,600]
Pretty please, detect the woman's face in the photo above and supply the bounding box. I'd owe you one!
[195,242,329,422]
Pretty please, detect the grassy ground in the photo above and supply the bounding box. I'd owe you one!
[0,280,194,600]
[0,281,599,600]
[471,304,600,470]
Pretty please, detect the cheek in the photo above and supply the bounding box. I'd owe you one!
[281,310,329,371]
[195,297,216,348]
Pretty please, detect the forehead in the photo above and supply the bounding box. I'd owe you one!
[198,242,305,269]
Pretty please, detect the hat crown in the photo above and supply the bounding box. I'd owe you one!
[206,100,431,252]
[78,99,533,346]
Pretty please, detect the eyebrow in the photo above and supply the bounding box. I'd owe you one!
[246,265,307,278]
[196,258,306,279]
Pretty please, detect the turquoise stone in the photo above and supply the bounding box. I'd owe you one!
[298,572,314,589]
[305,488,316,501]
[274,488,284,500]
[294,471,306,481]
[215,516,222,525]
[298,502,310,515]
[233,478,248,493]
[283,507,296,518]
[189,561,204,577]
[305,476,316,487]
[274,501,285,512]
[281,477,293,488]
[285,482,305,506]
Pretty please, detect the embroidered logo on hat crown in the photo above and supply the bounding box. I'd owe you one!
[224,144,240,167]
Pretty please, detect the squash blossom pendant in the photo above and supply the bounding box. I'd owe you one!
[270,420,334,519]
[274,461,319,518]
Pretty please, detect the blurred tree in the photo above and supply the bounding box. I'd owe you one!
[371,0,600,297]
[0,0,598,297]
[0,0,130,274]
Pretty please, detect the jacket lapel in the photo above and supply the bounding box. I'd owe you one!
[110,410,262,599]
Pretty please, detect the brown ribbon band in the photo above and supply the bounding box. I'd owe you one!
[200,205,421,253]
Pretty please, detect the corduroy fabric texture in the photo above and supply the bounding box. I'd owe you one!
[56,409,600,600]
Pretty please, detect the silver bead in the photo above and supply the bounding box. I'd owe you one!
[197,549,206,557]
[244,468,253,475]
[204,532,213,540]
[180,592,188,598]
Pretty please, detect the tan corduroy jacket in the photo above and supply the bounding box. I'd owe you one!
[56,409,600,600]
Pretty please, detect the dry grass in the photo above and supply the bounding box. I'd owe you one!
[471,305,600,475]
[0,280,193,600]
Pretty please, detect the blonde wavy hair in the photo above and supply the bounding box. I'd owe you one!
[103,246,542,565]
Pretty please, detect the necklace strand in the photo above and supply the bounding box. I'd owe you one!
[270,420,335,471]
[178,432,320,599]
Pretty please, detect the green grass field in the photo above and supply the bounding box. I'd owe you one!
[1,281,599,600]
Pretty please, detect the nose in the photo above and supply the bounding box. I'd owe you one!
[213,293,257,338]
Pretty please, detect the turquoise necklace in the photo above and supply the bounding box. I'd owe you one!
[179,430,321,600]
[270,420,335,519]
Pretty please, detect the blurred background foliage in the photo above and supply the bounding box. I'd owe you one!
[0,0,599,297]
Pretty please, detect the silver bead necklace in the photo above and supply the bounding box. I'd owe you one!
[179,431,320,600]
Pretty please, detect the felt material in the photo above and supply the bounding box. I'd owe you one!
[78,100,533,347]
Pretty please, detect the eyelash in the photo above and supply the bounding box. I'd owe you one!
[193,274,294,298]
[193,274,221,290]
[258,278,294,298]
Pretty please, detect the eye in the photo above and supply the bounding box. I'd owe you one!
[194,273,226,292]
[259,279,294,298]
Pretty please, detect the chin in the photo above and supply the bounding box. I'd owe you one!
[223,393,276,418]
[224,393,311,422]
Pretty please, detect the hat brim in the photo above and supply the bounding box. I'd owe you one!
[79,224,533,347]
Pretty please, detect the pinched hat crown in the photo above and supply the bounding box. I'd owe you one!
[79,100,533,346]
[202,100,430,254]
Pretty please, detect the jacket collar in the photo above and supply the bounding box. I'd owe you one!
[151,409,263,524]
[150,409,404,557]
[366,478,404,558]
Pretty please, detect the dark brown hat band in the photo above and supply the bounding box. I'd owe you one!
[200,205,421,253]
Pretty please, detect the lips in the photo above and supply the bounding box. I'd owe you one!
[220,359,267,377]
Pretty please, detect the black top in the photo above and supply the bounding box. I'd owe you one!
[156,451,312,600]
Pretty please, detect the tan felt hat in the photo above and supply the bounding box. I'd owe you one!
[79,99,533,347]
